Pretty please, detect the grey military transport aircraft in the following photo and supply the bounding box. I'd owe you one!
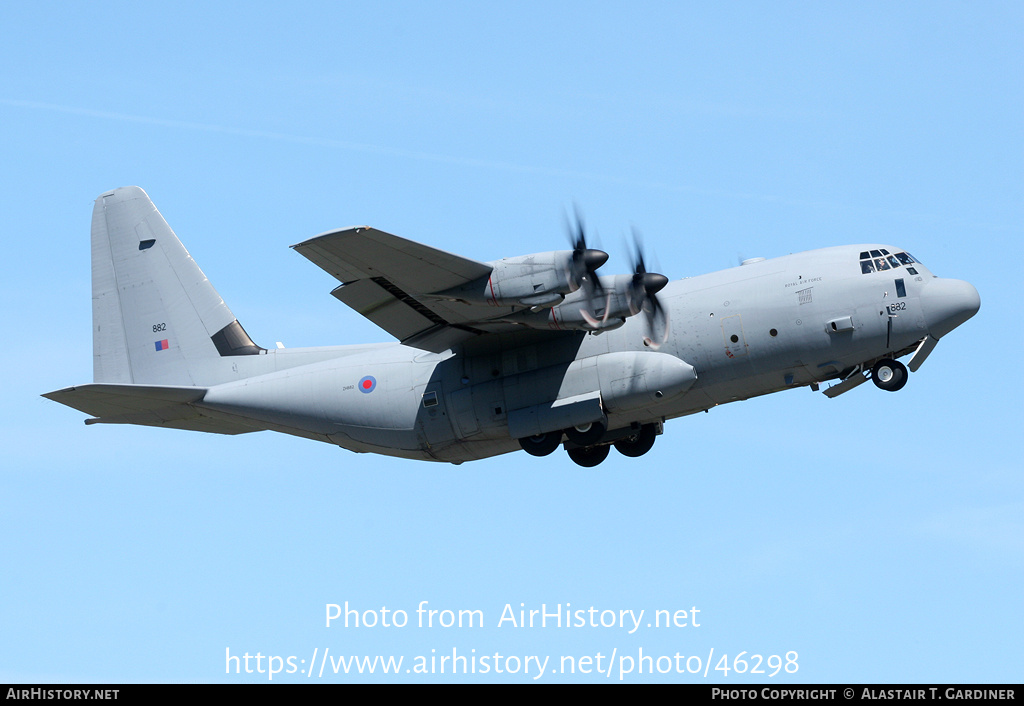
[44,187,980,466]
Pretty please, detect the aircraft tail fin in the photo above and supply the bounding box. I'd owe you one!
[91,187,264,386]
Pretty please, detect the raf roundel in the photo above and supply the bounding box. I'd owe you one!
[358,375,377,394]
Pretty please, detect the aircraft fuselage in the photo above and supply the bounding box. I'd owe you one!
[197,243,979,463]
[45,188,980,466]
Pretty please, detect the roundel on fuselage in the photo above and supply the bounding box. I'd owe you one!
[358,375,377,394]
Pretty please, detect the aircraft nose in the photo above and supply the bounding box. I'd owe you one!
[920,278,980,339]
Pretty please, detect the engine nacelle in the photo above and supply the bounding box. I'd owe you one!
[500,274,644,332]
[430,251,574,308]
[435,248,608,308]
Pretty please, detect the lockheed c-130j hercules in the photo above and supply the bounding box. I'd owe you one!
[44,187,980,467]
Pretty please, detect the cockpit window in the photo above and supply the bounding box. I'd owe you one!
[859,250,920,275]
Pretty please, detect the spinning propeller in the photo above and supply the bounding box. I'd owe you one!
[566,208,609,291]
[566,209,610,325]
[560,213,670,343]
[627,230,670,347]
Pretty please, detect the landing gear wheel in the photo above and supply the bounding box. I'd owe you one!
[871,358,908,392]
[614,424,658,458]
[518,432,561,457]
[564,419,606,446]
[566,444,610,467]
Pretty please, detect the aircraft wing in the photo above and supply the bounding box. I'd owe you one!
[293,227,527,352]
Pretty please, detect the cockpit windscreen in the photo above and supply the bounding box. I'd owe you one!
[859,249,921,275]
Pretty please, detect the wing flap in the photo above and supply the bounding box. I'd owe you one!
[332,279,444,341]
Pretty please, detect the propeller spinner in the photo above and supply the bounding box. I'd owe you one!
[567,209,609,289]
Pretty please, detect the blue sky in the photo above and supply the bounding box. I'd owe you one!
[1,1,1021,683]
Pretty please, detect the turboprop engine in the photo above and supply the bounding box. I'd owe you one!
[437,238,608,309]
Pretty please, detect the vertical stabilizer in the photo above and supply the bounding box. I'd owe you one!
[91,186,262,386]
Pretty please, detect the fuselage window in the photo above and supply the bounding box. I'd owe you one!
[422,391,439,408]
[895,278,907,298]
[861,260,875,274]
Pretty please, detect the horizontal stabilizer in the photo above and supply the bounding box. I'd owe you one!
[42,383,259,435]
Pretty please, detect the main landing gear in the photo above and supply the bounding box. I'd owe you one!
[518,432,562,457]
[871,358,908,392]
[566,444,610,467]
[564,420,606,446]
[612,424,658,457]
[517,422,659,467]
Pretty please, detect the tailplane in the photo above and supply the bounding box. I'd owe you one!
[91,186,263,386]
[41,382,258,435]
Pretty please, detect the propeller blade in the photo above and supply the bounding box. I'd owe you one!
[565,207,609,326]
[628,227,670,346]
[643,296,671,349]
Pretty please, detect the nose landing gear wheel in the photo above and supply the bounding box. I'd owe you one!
[871,359,908,392]
[566,444,610,467]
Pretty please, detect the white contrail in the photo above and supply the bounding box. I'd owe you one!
[7,97,995,233]
[1,97,792,201]
[1,98,618,181]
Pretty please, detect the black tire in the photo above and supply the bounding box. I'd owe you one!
[564,419,606,446]
[871,358,908,392]
[614,424,658,458]
[518,432,561,457]
[566,444,610,467]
